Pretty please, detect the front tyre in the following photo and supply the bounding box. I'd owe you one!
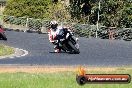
[68,41,80,54]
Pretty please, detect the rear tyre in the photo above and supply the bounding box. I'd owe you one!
[1,33,7,40]
[68,41,80,54]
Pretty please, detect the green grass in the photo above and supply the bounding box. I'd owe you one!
[0,69,131,88]
[0,44,14,56]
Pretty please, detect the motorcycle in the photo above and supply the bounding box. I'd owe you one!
[56,28,80,54]
[0,27,7,40]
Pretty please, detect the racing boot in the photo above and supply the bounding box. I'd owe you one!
[54,45,61,53]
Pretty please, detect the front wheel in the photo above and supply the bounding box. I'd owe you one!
[68,41,80,54]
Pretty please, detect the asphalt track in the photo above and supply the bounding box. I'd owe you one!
[0,31,132,67]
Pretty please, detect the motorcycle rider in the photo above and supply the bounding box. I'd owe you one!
[48,20,74,53]
[48,20,62,53]
[0,25,7,40]
[0,25,4,32]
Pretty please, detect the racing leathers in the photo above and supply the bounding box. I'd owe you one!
[48,26,73,53]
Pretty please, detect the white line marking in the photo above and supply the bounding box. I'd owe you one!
[20,49,29,57]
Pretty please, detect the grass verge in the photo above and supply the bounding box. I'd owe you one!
[0,67,131,88]
[0,44,14,56]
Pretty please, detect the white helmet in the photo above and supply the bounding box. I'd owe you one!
[50,20,58,25]
[50,20,58,30]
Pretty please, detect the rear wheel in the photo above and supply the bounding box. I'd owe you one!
[68,41,80,54]
[0,33,7,40]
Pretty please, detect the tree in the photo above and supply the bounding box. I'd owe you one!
[69,0,131,27]
[69,0,92,20]
[3,0,52,19]
[100,0,131,28]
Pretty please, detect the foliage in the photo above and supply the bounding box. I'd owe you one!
[47,2,71,21]
[99,0,132,28]
[0,44,14,56]
[3,0,131,28]
[3,0,52,19]
[3,16,27,25]
[69,0,132,28]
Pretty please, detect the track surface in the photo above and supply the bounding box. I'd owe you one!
[0,31,132,67]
